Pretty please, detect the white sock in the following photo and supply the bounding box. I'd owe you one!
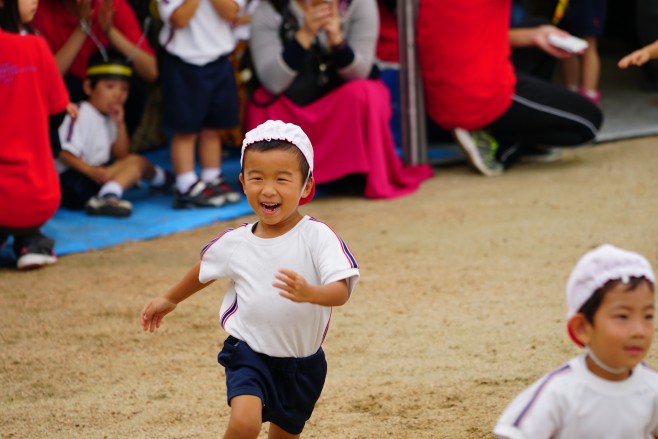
[176,171,198,194]
[98,181,123,199]
[200,168,221,183]
[150,165,166,186]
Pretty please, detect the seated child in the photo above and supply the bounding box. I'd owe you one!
[140,120,360,438]
[494,244,658,438]
[56,52,171,217]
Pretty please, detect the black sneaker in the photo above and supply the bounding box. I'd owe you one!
[172,180,226,209]
[206,178,241,204]
[85,194,133,217]
[150,170,176,195]
[15,234,57,270]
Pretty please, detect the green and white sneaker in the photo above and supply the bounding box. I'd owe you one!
[453,128,504,176]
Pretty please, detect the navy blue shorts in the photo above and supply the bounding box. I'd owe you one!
[59,168,102,209]
[560,0,608,38]
[217,336,327,435]
[161,52,239,133]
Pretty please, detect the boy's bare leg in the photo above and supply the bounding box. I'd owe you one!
[199,128,222,170]
[561,55,581,90]
[106,154,152,190]
[223,395,262,439]
[581,36,600,92]
[268,423,300,439]
[170,132,198,175]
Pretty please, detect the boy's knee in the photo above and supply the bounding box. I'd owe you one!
[225,416,261,439]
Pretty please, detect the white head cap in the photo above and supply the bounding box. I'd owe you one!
[240,120,315,204]
[566,244,655,320]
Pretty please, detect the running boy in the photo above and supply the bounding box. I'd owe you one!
[57,52,171,217]
[140,120,360,438]
[494,244,658,438]
[157,0,243,209]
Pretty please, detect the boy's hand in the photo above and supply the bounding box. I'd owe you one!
[619,49,650,69]
[274,269,316,303]
[109,104,124,125]
[89,166,111,184]
[140,297,177,332]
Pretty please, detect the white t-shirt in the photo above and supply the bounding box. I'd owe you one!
[494,354,658,439]
[158,0,243,66]
[56,101,116,173]
[199,216,360,358]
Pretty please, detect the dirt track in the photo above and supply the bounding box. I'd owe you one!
[2,137,658,438]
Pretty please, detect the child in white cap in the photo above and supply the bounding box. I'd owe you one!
[494,244,658,438]
[140,120,359,438]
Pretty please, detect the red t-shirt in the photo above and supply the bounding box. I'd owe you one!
[417,0,516,130]
[376,2,399,63]
[31,0,154,80]
[0,30,69,229]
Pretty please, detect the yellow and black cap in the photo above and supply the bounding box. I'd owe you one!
[86,51,132,81]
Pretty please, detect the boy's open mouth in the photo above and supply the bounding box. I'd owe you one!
[261,202,281,213]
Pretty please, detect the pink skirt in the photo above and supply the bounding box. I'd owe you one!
[244,79,433,199]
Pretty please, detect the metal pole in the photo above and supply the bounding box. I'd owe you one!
[398,0,427,165]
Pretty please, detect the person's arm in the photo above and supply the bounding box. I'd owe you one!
[169,0,201,28]
[49,0,93,75]
[509,25,573,59]
[109,105,130,159]
[100,0,157,82]
[141,261,214,332]
[323,0,378,80]
[209,0,240,23]
[273,269,349,306]
[106,27,158,81]
[59,150,111,184]
[618,39,658,69]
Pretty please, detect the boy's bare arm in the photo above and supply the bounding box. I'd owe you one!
[274,269,349,306]
[59,150,111,184]
[169,0,201,28]
[141,261,214,332]
[111,112,130,159]
[209,0,240,23]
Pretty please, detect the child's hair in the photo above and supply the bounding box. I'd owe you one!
[242,140,310,178]
[578,276,654,324]
[86,50,133,89]
[0,0,23,33]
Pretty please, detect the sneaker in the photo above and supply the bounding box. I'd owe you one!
[85,194,133,217]
[578,87,601,106]
[15,234,57,270]
[206,178,241,204]
[150,170,176,195]
[172,180,226,209]
[453,128,504,176]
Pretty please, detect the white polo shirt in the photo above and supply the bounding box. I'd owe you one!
[494,354,658,438]
[56,101,116,173]
[199,216,360,358]
[158,0,244,66]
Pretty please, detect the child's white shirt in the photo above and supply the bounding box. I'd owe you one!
[494,354,658,439]
[199,216,359,358]
[56,101,117,173]
[158,0,244,66]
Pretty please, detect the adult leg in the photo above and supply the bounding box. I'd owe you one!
[487,74,602,166]
[224,395,263,439]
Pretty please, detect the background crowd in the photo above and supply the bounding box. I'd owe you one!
[1,0,656,270]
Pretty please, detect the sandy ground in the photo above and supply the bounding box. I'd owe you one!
[2,136,658,438]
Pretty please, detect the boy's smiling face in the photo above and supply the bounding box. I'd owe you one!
[581,280,654,380]
[239,147,313,238]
